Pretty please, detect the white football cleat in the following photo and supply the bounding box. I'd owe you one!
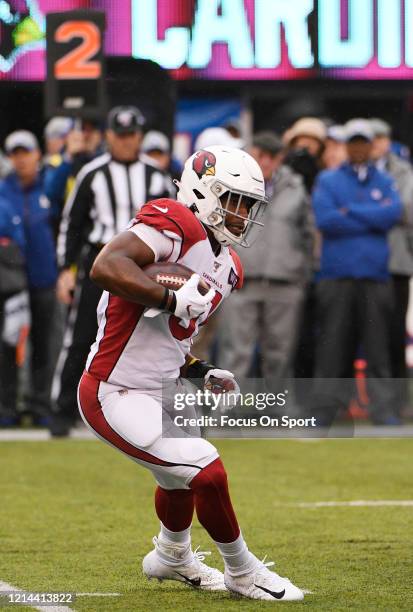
[142,536,226,591]
[225,554,304,601]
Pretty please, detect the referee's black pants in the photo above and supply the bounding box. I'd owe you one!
[51,246,102,426]
[311,278,399,425]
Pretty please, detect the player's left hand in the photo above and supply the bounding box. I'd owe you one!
[204,369,240,410]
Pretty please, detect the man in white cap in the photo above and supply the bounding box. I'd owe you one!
[142,130,171,170]
[322,125,348,169]
[142,130,182,184]
[44,116,73,158]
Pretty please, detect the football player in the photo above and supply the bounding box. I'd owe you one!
[77,146,304,601]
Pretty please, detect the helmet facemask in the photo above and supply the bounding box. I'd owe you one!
[200,180,267,247]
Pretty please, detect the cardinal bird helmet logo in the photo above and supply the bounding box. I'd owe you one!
[192,150,216,179]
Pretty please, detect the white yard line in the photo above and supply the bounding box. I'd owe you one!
[292,500,413,508]
[0,580,74,612]
[76,592,121,597]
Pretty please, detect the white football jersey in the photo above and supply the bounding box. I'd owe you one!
[86,199,243,390]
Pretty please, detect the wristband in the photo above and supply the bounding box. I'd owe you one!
[166,291,177,313]
[158,288,176,312]
[158,287,169,310]
[186,357,216,379]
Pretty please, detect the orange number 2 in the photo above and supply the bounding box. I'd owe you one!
[55,21,101,80]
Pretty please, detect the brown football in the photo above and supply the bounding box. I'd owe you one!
[143,262,210,295]
[204,377,237,394]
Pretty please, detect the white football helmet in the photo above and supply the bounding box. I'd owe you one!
[176,146,268,247]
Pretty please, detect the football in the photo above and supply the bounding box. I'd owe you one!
[142,262,210,295]
[204,376,237,394]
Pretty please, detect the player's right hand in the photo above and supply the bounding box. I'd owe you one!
[172,274,215,320]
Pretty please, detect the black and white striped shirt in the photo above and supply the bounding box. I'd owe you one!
[57,153,174,268]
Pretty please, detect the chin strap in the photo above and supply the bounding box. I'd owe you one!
[210,224,242,247]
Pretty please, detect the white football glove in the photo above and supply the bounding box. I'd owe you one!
[204,368,240,411]
[174,273,215,320]
[145,273,215,321]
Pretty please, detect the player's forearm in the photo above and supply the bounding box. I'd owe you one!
[91,253,165,306]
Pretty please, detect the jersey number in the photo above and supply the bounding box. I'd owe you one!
[54,21,101,80]
[169,291,222,341]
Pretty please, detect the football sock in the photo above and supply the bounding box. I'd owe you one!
[190,457,240,542]
[159,522,191,545]
[214,533,256,576]
[155,527,193,567]
[154,486,194,532]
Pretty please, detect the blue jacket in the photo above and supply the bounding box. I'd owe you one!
[0,171,57,289]
[44,157,73,219]
[0,195,25,250]
[313,163,402,281]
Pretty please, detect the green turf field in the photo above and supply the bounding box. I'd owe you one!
[1,438,412,611]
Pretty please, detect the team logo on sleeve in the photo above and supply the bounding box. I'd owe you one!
[193,150,216,178]
[228,268,239,289]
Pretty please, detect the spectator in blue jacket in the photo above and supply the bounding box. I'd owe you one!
[0,195,26,426]
[312,119,402,426]
[0,130,57,426]
[0,195,24,249]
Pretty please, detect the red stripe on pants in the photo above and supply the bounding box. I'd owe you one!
[78,371,178,468]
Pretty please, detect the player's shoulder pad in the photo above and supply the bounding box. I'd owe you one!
[228,247,244,291]
[135,199,207,257]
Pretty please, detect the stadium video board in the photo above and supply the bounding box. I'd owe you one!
[1,0,412,81]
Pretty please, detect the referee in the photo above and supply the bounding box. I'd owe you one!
[50,106,173,436]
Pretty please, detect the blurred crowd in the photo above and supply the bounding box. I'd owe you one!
[0,108,412,433]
